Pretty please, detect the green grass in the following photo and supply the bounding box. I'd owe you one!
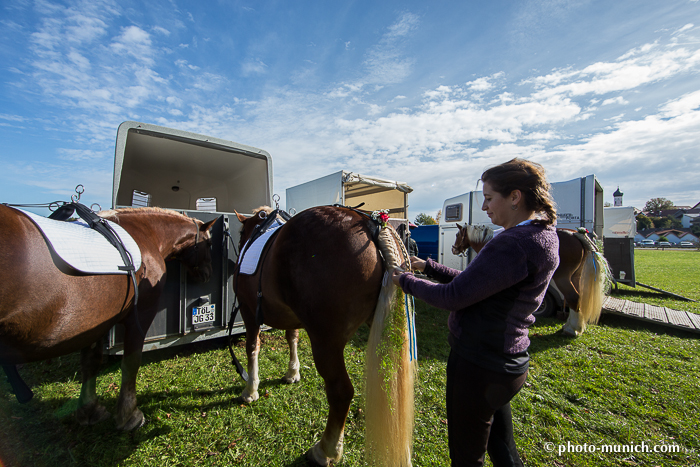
[608,249,700,314]
[1,250,699,466]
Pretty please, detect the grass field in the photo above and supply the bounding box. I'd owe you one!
[1,250,698,466]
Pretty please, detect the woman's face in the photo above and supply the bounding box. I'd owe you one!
[482,181,513,228]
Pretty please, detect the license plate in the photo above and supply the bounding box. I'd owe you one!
[192,304,215,325]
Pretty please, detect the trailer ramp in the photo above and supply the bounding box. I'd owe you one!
[602,297,700,334]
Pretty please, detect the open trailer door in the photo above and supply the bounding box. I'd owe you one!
[108,121,273,354]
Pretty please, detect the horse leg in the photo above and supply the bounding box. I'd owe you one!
[115,310,148,431]
[557,268,586,337]
[2,365,33,404]
[306,341,353,466]
[76,340,110,425]
[238,324,261,403]
[281,329,300,384]
[115,346,145,430]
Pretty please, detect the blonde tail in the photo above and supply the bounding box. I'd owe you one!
[577,245,612,328]
[365,225,416,466]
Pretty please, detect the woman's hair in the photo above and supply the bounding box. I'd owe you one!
[481,158,557,226]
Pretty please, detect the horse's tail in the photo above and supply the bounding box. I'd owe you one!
[365,225,415,467]
[574,231,612,328]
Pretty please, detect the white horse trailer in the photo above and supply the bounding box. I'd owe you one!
[107,121,273,354]
[438,174,604,316]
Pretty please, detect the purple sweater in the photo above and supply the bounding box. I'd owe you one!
[399,223,559,373]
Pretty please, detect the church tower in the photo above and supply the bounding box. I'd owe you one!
[613,187,623,207]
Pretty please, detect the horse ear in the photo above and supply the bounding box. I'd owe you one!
[201,218,217,233]
[456,223,463,231]
[234,210,248,223]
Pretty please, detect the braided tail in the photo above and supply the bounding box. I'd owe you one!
[364,225,416,466]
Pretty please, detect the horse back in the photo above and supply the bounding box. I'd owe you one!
[239,206,384,333]
[556,228,587,269]
[0,206,133,362]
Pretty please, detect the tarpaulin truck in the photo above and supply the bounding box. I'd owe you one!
[108,121,273,354]
[438,174,604,317]
[285,170,413,220]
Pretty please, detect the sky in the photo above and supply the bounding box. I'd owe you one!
[1,0,700,221]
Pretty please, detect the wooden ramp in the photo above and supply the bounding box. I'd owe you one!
[602,296,700,334]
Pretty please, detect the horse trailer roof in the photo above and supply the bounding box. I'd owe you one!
[113,121,272,214]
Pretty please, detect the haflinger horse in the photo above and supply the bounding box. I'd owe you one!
[451,223,611,336]
[0,205,216,430]
[233,205,415,467]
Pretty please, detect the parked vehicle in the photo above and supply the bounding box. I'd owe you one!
[108,121,273,354]
[410,224,439,261]
[639,239,656,247]
[680,241,695,247]
[658,241,672,247]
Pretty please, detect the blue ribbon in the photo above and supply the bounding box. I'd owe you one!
[405,294,417,361]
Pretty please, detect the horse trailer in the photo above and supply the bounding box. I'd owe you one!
[438,174,604,316]
[107,121,273,354]
[285,170,414,236]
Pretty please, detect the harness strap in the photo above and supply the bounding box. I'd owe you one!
[333,203,382,243]
[225,208,290,381]
[49,202,143,337]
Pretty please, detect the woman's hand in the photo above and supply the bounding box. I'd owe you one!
[409,256,427,272]
[391,268,405,286]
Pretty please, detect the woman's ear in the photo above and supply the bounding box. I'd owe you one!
[511,189,523,205]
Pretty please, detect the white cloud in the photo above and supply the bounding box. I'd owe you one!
[602,96,628,106]
[110,26,155,65]
[241,59,268,75]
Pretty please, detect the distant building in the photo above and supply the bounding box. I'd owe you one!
[613,187,623,207]
[635,228,699,244]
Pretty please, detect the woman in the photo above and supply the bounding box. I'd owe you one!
[392,158,560,467]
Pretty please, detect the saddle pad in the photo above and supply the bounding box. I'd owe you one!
[19,208,142,275]
[238,220,284,275]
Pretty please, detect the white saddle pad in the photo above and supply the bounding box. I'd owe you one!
[19,208,142,275]
[238,220,284,275]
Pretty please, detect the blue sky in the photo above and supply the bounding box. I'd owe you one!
[1,0,700,220]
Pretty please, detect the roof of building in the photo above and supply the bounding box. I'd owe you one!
[637,227,698,239]
[613,187,623,196]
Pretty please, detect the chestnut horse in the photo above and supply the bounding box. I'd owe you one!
[0,205,216,429]
[451,223,611,336]
[233,206,414,466]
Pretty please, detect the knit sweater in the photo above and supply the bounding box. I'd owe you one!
[399,223,559,373]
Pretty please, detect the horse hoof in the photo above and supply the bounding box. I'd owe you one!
[76,403,111,426]
[560,325,580,337]
[116,409,145,431]
[235,392,259,404]
[281,373,300,384]
[305,443,332,466]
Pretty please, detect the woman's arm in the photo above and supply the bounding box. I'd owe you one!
[397,235,530,312]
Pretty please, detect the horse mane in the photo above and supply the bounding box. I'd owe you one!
[465,224,494,244]
[98,206,191,222]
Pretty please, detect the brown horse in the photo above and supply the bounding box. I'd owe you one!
[451,223,611,336]
[0,205,216,429]
[233,205,414,466]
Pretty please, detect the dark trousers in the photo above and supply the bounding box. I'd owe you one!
[446,350,528,467]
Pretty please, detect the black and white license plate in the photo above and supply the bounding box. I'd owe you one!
[192,304,215,325]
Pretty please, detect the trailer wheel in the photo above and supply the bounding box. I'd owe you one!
[534,292,556,318]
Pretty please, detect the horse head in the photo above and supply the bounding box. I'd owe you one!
[176,216,218,283]
[234,206,274,251]
[452,223,494,255]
